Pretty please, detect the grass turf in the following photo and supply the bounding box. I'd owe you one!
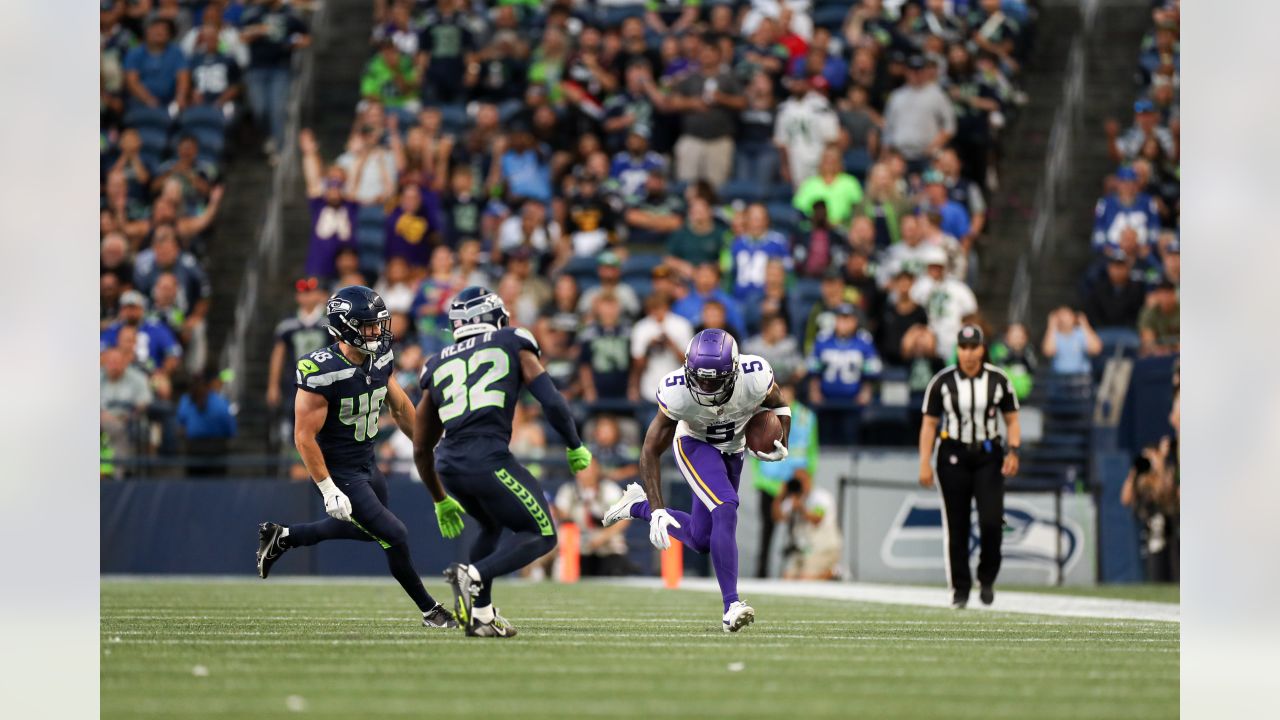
[999,583,1180,604]
[102,580,1178,719]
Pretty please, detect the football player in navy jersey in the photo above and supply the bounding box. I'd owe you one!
[255,286,466,629]
[415,287,594,638]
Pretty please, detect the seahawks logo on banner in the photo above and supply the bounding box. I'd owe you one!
[880,496,1084,577]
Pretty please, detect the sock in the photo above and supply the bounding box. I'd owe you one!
[709,504,740,613]
[384,543,437,613]
[469,528,502,607]
[472,604,495,623]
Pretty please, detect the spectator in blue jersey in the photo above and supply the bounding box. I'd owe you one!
[124,16,189,111]
[808,304,882,445]
[1093,166,1161,252]
[609,127,666,202]
[101,290,184,377]
[578,292,634,405]
[499,126,553,204]
[728,203,790,303]
[239,0,310,157]
[673,263,746,336]
[917,169,971,242]
[186,23,242,114]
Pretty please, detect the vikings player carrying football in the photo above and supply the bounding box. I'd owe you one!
[603,328,792,632]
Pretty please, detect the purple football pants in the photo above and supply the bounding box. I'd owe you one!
[631,434,743,612]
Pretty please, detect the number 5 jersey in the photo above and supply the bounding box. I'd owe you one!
[655,354,775,455]
[294,343,396,474]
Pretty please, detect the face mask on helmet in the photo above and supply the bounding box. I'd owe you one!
[350,317,392,355]
[685,365,738,406]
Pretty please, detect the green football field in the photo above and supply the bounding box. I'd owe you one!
[101,579,1178,719]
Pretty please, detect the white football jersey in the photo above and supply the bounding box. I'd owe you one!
[654,354,776,454]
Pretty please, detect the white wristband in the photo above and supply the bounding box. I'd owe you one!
[315,477,338,496]
[772,406,792,418]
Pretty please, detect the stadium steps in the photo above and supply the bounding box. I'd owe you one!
[973,2,1080,318]
[227,0,374,458]
[1024,1,1153,331]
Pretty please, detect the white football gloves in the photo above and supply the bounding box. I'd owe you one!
[752,439,789,462]
[316,477,353,522]
[649,508,681,550]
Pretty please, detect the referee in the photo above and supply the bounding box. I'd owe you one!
[918,324,1021,608]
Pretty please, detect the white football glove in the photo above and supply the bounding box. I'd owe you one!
[316,477,353,522]
[648,509,681,550]
[752,439,789,462]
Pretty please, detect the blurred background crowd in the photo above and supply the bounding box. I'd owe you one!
[99,0,1178,582]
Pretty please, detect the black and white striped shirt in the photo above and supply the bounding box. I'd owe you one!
[922,363,1019,444]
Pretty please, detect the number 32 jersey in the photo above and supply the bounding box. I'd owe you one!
[295,343,396,474]
[655,354,775,455]
[421,326,540,473]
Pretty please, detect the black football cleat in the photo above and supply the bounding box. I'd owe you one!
[422,603,459,629]
[951,591,969,610]
[443,563,480,626]
[256,522,288,579]
[980,585,995,606]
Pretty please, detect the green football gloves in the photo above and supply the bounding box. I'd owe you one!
[434,496,466,539]
[566,445,593,474]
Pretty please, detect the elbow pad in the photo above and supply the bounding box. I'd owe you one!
[527,372,583,449]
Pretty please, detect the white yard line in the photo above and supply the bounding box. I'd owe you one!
[101,575,1179,623]
[603,578,1180,623]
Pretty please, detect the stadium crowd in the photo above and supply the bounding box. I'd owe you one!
[100,0,315,474]
[255,0,1039,575]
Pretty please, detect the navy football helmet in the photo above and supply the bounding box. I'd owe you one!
[448,286,510,339]
[325,285,392,356]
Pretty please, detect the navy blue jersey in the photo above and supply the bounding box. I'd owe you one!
[295,343,396,475]
[421,326,539,472]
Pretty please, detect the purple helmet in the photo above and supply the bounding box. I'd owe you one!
[684,328,739,406]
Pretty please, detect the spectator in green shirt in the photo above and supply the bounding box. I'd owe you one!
[793,146,864,226]
[663,195,724,282]
[1139,280,1179,356]
[360,39,420,112]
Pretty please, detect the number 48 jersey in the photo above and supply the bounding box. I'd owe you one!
[421,326,539,472]
[656,354,775,455]
[295,343,396,474]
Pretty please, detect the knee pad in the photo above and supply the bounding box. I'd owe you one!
[537,531,558,556]
[711,501,740,527]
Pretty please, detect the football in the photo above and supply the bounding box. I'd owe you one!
[745,410,783,455]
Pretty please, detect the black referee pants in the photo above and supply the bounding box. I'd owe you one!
[935,442,1005,599]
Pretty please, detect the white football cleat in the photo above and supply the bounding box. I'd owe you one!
[602,482,647,527]
[723,601,755,633]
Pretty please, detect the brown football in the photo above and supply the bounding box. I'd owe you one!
[745,410,783,454]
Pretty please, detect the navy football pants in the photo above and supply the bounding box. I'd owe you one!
[286,470,438,613]
[443,461,558,607]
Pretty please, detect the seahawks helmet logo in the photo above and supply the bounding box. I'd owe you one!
[326,298,352,317]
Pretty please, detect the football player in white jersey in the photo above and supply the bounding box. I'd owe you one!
[603,328,792,631]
